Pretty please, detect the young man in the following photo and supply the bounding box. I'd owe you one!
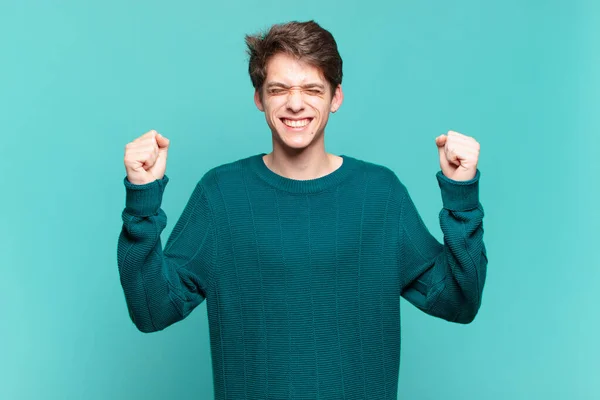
[118,20,487,399]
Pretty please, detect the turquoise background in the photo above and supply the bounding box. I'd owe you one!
[1,0,598,399]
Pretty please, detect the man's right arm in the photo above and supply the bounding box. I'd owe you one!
[117,176,216,333]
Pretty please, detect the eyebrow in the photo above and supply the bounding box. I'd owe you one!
[265,82,326,90]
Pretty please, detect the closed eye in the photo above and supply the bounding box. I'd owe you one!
[268,88,286,95]
[305,89,323,95]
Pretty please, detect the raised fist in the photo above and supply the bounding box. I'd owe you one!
[435,130,480,181]
[124,130,170,185]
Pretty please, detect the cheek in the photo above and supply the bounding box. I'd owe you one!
[266,99,285,115]
[305,98,329,115]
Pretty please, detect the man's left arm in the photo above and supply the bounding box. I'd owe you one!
[400,131,488,324]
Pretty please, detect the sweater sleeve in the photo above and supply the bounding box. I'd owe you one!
[117,175,216,333]
[399,170,487,324]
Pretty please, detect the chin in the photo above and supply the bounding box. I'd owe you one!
[276,135,314,151]
[279,129,324,149]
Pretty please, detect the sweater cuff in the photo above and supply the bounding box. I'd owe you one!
[436,169,480,211]
[123,175,170,216]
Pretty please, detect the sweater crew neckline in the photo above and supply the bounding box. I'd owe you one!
[247,153,359,194]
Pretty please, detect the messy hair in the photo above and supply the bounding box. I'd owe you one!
[245,20,343,96]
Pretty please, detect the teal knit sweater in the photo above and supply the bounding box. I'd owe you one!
[117,153,487,399]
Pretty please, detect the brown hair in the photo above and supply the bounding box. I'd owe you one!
[245,20,343,97]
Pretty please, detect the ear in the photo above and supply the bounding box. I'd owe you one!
[254,89,265,112]
[330,84,344,113]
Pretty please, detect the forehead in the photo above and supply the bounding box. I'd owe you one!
[265,53,326,84]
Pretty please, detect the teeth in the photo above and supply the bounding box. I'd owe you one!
[282,118,310,128]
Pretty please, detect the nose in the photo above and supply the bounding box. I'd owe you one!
[286,89,304,113]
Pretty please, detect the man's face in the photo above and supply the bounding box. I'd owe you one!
[254,52,343,151]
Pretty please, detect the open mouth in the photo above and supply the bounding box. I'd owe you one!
[280,118,313,129]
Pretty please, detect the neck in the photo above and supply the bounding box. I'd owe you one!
[264,142,342,181]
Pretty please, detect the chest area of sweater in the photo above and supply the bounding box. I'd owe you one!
[211,188,399,284]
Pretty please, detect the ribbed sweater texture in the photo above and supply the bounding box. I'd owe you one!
[117,153,487,399]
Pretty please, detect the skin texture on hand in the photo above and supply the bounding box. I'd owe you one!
[435,130,480,181]
[124,129,170,185]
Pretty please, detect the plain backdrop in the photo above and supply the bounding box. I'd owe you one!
[1,0,599,399]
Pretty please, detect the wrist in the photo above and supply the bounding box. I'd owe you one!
[123,175,169,216]
[436,169,480,211]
